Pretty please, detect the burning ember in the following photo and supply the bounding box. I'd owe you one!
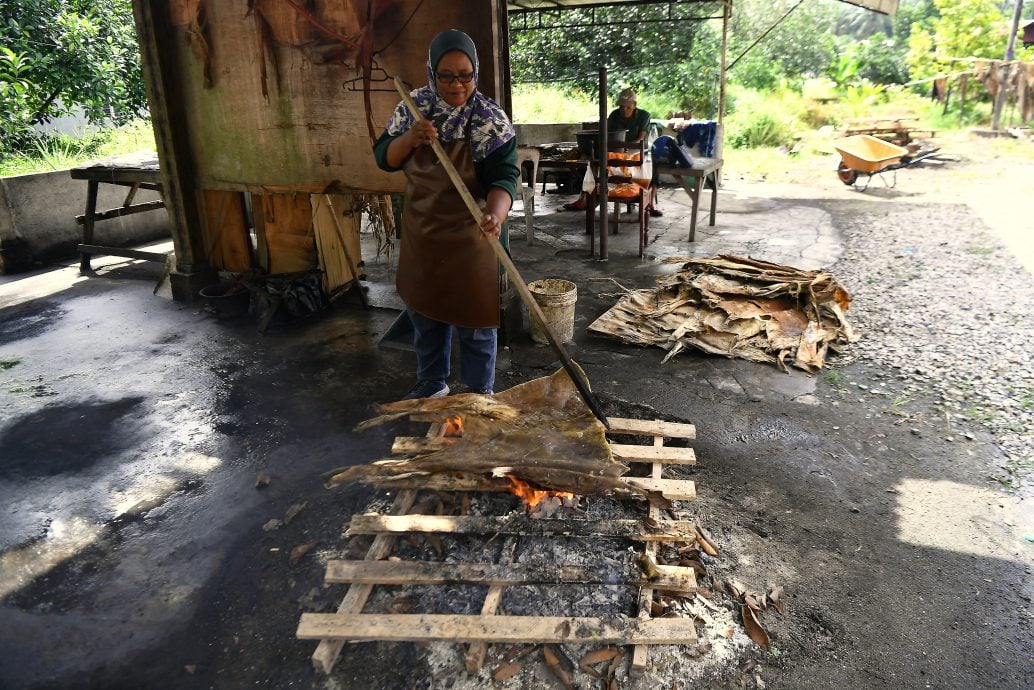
[442,415,463,437]
[506,475,577,515]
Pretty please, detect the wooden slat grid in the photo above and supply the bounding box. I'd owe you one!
[303,416,700,677]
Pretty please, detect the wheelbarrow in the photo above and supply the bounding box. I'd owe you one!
[833,134,942,191]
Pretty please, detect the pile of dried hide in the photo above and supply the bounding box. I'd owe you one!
[588,255,858,372]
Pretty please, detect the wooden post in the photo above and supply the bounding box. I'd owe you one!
[719,0,731,124]
[599,66,609,261]
[131,0,214,300]
[992,0,1025,131]
[78,180,99,273]
[959,73,969,124]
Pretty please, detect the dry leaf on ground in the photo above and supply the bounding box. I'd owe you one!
[289,541,316,566]
[493,663,522,681]
[741,603,771,648]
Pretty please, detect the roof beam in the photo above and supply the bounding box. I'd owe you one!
[507,0,898,16]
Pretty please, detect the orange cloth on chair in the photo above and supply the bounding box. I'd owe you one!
[608,182,643,199]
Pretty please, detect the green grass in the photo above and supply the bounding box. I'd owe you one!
[0,119,156,177]
[0,358,21,370]
[512,84,599,124]
[964,406,996,423]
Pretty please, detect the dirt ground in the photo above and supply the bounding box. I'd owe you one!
[0,130,1031,689]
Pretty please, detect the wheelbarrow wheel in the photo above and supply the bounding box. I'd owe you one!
[836,163,858,186]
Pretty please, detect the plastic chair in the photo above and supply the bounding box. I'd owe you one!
[516,147,540,245]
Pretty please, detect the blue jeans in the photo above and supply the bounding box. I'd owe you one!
[407,308,496,391]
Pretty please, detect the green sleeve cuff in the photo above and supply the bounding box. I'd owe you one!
[477,138,520,202]
[373,130,400,172]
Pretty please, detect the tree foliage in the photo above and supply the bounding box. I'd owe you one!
[0,0,147,156]
[726,0,838,91]
[509,3,723,115]
[906,0,1007,81]
[828,0,939,86]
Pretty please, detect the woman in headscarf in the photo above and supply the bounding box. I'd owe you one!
[609,88,661,216]
[373,29,520,400]
[563,87,661,216]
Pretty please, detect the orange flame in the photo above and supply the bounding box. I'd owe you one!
[443,415,463,437]
[506,475,575,510]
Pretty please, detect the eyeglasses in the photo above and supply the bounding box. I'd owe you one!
[436,71,474,85]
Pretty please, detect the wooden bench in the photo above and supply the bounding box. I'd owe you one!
[70,153,169,272]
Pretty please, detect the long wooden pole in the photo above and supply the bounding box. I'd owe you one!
[392,78,609,428]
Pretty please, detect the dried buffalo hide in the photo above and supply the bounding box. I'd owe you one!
[328,368,636,496]
[588,255,859,373]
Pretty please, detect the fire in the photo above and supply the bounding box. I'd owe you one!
[506,475,575,510]
[443,415,463,437]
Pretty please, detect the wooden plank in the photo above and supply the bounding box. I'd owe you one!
[75,199,166,224]
[652,564,697,593]
[312,422,447,674]
[251,191,316,274]
[610,444,696,465]
[633,438,663,677]
[606,417,696,439]
[77,245,170,263]
[466,537,517,673]
[131,0,208,281]
[312,193,362,292]
[346,515,697,542]
[311,488,417,673]
[324,559,696,594]
[201,190,253,272]
[298,613,698,645]
[623,478,696,501]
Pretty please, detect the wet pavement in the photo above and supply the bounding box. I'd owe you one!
[0,176,1030,689]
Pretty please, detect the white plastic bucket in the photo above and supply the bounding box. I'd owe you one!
[528,278,577,345]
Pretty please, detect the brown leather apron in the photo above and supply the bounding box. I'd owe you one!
[397,135,499,328]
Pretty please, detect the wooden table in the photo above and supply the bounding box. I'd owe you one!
[535,158,588,194]
[657,157,722,242]
[70,152,168,272]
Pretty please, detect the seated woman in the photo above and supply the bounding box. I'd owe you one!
[564,88,661,216]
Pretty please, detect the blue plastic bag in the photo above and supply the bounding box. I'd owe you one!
[651,135,694,167]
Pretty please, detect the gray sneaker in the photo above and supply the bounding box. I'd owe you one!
[401,380,449,400]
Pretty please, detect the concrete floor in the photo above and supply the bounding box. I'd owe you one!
[0,180,1030,689]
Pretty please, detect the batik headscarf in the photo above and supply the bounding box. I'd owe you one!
[385,29,515,162]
